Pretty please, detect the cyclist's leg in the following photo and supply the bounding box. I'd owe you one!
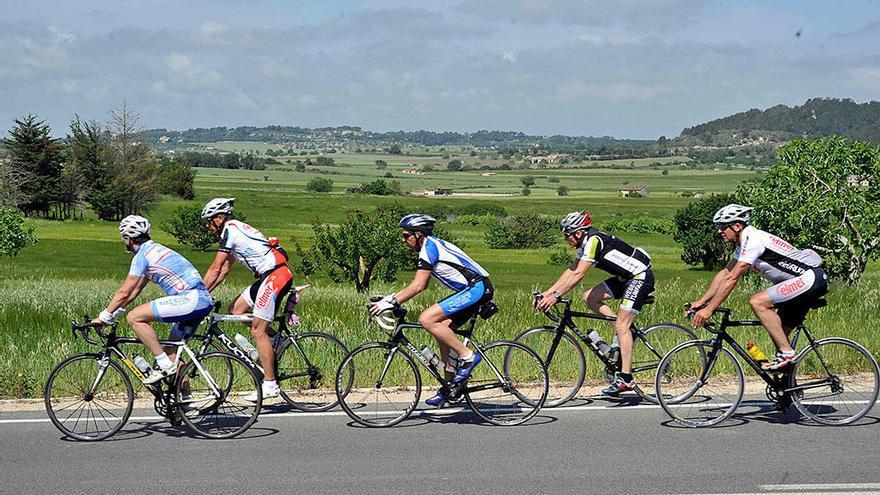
[419,305,469,358]
[127,302,163,355]
[749,291,791,352]
[614,271,654,375]
[754,268,825,353]
[246,267,293,381]
[583,280,616,317]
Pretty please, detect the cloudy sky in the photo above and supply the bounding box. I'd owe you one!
[2,0,878,138]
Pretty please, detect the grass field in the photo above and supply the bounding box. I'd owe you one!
[1,156,877,399]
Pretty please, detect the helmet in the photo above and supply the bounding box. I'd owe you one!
[201,197,235,219]
[399,213,436,233]
[119,215,151,239]
[560,211,592,235]
[713,204,753,224]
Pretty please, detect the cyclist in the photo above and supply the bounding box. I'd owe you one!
[369,214,493,407]
[690,204,827,370]
[536,211,655,396]
[201,198,293,400]
[91,215,213,383]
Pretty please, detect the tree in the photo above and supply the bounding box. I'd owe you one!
[739,137,880,283]
[447,159,463,171]
[375,159,387,170]
[157,158,196,199]
[485,214,556,249]
[306,177,334,193]
[315,156,335,167]
[0,205,37,258]
[2,115,63,217]
[556,185,569,196]
[521,175,536,187]
[388,144,402,155]
[521,187,531,196]
[673,193,737,270]
[162,205,246,251]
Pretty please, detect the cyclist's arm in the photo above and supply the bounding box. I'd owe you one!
[552,259,592,296]
[704,261,750,312]
[393,269,432,305]
[204,251,234,292]
[104,275,149,314]
[691,260,736,306]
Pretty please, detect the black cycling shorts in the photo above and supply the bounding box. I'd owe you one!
[602,269,655,314]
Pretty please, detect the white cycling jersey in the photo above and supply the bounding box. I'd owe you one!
[219,220,284,276]
[733,226,822,283]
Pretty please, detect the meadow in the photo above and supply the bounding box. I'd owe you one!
[2,146,877,398]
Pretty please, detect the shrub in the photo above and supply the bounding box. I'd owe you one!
[556,185,569,196]
[547,176,560,183]
[602,216,674,235]
[672,193,737,269]
[455,213,494,226]
[447,159,463,171]
[521,187,531,196]
[485,214,556,249]
[346,179,401,196]
[161,205,247,251]
[305,177,334,193]
[0,205,37,258]
[547,247,573,266]
[457,203,506,217]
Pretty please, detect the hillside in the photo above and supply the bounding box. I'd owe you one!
[678,97,880,145]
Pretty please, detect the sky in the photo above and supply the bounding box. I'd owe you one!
[1,0,879,139]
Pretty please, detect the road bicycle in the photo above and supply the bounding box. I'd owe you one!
[45,317,262,441]
[514,293,696,407]
[197,285,350,411]
[655,300,880,427]
[335,299,549,427]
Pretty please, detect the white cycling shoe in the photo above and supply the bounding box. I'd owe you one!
[142,365,177,385]
[245,382,281,403]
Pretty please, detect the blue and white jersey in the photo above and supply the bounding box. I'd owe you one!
[129,240,208,296]
[417,236,489,291]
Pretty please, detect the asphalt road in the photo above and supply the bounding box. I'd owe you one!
[2,396,879,495]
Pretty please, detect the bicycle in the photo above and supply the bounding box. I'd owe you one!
[655,300,880,427]
[514,292,696,407]
[335,298,549,427]
[197,285,351,411]
[44,317,262,441]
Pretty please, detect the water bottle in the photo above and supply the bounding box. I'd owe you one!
[747,342,770,365]
[421,347,442,374]
[133,356,152,377]
[235,334,260,362]
[446,350,459,373]
[587,330,611,356]
[608,334,621,367]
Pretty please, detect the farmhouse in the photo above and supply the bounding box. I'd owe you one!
[618,184,649,197]
[527,153,570,164]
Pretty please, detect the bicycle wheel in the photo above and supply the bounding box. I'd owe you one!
[44,353,133,441]
[656,341,743,428]
[336,343,420,428]
[277,332,350,411]
[632,323,697,404]
[790,338,880,425]
[512,326,585,407]
[466,341,548,426]
[176,352,262,439]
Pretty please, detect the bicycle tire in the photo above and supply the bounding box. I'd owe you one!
[632,323,698,404]
[512,326,585,407]
[335,342,421,428]
[276,332,350,412]
[790,337,880,426]
[175,352,262,439]
[656,341,743,428]
[45,353,134,441]
[466,340,548,426]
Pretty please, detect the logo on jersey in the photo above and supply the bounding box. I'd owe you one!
[770,236,795,251]
[777,261,806,274]
[778,278,806,297]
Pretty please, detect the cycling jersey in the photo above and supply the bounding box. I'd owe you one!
[129,241,208,295]
[575,228,651,279]
[733,226,823,283]
[219,220,286,277]
[417,237,489,291]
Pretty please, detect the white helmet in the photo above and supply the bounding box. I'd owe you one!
[201,197,235,219]
[713,204,753,224]
[119,215,151,239]
[560,211,592,235]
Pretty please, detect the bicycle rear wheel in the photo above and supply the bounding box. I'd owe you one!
[790,338,880,425]
[335,343,420,428]
[512,326,585,407]
[277,332,350,411]
[176,352,261,439]
[44,353,133,441]
[632,323,697,404]
[656,341,743,428]
[467,341,548,426]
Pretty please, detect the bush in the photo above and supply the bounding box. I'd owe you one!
[305,177,333,193]
[447,159,463,171]
[672,193,737,269]
[162,206,247,251]
[346,179,401,196]
[521,187,531,196]
[485,214,556,249]
[458,203,506,217]
[0,205,37,258]
[157,160,195,199]
[556,185,569,196]
[455,213,494,226]
[421,204,453,220]
[602,216,674,235]
[547,176,560,183]
[547,247,573,266]
[315,156,335,167]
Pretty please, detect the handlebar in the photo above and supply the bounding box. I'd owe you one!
[70,316,117,345]
[532,291,571,323]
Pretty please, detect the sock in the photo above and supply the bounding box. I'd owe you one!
[264,379,278,388]
[459,351,475,362]
[619,373,633,382]
[155,353,173,371]
[780,350,795,357]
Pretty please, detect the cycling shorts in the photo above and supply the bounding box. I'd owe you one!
[150,289,213,340]
[437,279,494,331]
[766,267,828,328]
[601,269,655,314]
[240,265,293,322]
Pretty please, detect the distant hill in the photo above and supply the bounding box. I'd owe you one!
[678,98,880,144]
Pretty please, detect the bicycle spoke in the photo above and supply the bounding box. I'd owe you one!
[336,344,420,427]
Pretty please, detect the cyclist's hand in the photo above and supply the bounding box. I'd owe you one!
[692,307,713,327]
[90,317,106,327]
[369,294,397,316]
[535,291,557,312]
[685,301,702,318]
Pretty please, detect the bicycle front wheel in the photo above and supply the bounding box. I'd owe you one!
[512,326,585,408]
[790,338,880,425]
[44,353,134,441]
[656,341,743,428]
[335,343,420,428]
[176,352,262,439]
[277,332,350,411]
[632,323,697,404]
[467,341,548,426]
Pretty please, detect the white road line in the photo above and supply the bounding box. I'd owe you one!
[668,492,880,495]
[761,483,880,491]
